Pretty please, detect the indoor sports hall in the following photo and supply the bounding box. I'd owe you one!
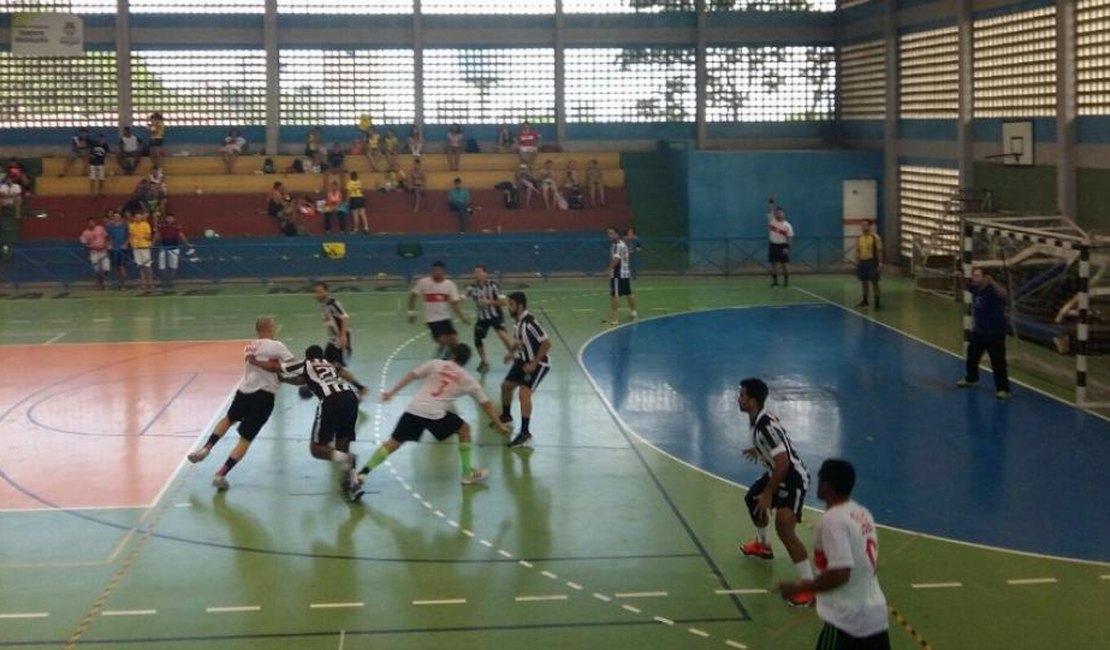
[1,2,1109,649]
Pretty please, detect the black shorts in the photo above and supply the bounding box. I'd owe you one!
[769,242,791,264]
[857,258,880,282]
[745,471,807,522]
[610,277,632,297]
[349,196,366,210]
[324,340,351,367]
[504,359,550,392]
[304,146,318,158]
[150,138,164,148]
[226,390,276,441]
[427,319,457,339]
[390,411,465,443]
[474,317,506,346]
[815,623,891,650]
[109,249,128,268]
[312,391,359,445]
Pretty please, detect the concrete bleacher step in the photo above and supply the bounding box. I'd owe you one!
[40,151,623,176]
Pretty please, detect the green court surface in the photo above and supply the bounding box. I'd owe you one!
[1,276,1107,649]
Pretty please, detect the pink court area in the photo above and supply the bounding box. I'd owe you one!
[0,341,245,510]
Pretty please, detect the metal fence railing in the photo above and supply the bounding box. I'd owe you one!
[1,235,859,288]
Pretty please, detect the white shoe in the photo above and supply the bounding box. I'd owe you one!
[630,311,638,320]
[187,448,209,463]
[212,475,229,491]
[461,468,490,485]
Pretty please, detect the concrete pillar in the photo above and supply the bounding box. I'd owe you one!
[883,0,900,261]
[956,0,974,188]
[264,0,279,155]
[554,0,566,144]
[115,0,132,127]
[1057,0,1077,221]
[695,0,707,149]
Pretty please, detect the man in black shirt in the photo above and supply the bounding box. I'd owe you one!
[498,292,551,449]
[88,134,110,198]
[957,267,1011,399]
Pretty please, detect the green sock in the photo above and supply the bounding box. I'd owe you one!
[458,442,473,475]
[359,445,391,475]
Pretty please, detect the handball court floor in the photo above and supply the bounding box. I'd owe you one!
[0,276,1107,649]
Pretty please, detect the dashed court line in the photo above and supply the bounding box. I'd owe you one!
[0,612,50,620]
[101,609,156,617]
[912,582,963,589]
[514,595,568,603]
[616,591,669,599]
[715,589,767,595]
[1007,578,1058,586]
[205,605,261,613]
[412,599,467,606]
[310,602,364,610]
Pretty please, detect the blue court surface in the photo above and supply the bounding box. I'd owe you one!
[581,304,1110,562]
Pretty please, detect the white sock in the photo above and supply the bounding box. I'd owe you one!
[755,527,768,545]
[795,560,814,581]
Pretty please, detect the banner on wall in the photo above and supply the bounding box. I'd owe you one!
[10,13,84,58]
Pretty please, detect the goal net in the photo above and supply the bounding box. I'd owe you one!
[963,215,1110,408]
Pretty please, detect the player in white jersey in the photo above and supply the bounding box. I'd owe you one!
[766,194,794,287]
[408,260,470,358]
[780,459,891,650]
[351,344,509,500]
[187,317,295,490]
[736,377,816,607]
[604,227,637,326]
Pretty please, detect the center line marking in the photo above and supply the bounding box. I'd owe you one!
[0,612,50,620]
[688,628,710,638]
[514,595,568,603]
[621,604,642,614]
[715,588,768,595]
[725,640,749,649]
[412,599,467,606]
[912,582,963,589]
[310,602,364,609]
[615,591,668,599]
[101,610,156,617]
[1007,578,1058,585]
[206,606,260,613]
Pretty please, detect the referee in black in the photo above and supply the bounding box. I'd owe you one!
[466,264,513,373]
[498,292,551,449]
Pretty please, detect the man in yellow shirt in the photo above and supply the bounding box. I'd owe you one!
[856,219,882,309]
[128,212,154,291]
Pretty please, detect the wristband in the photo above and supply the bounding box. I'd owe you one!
[353,382,365,391]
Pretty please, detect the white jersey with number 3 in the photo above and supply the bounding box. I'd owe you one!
[813,500,888,638]
[239,338,295,394]
[405,360,488,420]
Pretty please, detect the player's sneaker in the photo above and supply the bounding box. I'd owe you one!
[738,539,774,560]
[346,479,365,503]
[785,591,815,607]
[187,448,209,463]
[477,361,490,373]
[602,319,618,327]
[996,390,1012,400]
[508,431,533,449]
[955,378,976,388]
[630,311,638,320]
[212,475,229,491]
[461,468,490,485]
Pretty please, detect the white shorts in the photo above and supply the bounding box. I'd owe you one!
[89,250,110,272]
[519,145,537,154]
[89,165,105,180]
[221,144,242,155]
[158,248,180,270]
[132,248,152,267]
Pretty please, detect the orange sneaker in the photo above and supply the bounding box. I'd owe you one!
[786,590,815,607]
[738,539,774,560]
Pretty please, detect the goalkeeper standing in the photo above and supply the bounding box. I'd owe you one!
[957,267,1011,400]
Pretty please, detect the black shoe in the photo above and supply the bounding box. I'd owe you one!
[508,431,533,449]
[856,300,869,308]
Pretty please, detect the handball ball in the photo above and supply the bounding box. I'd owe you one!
[298,386,313,399]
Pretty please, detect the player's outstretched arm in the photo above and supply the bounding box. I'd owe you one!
[479,399,509,435]
[338,368,367,397]
[381,371,418,402]
[247,356,282,373]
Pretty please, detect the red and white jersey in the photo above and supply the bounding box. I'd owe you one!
[240,338,295,394]
[813,500,888,638]
[767,210,794,244]
[517,128,539,148]
[405,360,488,419]
[412,276,460,323]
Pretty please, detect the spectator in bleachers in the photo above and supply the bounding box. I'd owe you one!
[118,126,142,175]
[6,158,32,196]
[326,141,345,182]
[407,125,424,157]
[365,126,383,172]
[538,159,557,210]
[155,212,192,288]
[148,112,165,169]
[0,172,23,220]
[410,158,426,212]
[515,163,539,209]
[135,172,166,216]
[586,159,605,207]
[378,163,408,193]
[305,127,323,169]
[106,210,129,289]
[496,125,514,154]
[564,160,584,210]
[383,130,400,169]
[61,127,90,178]
[347,171,369,234]
[267,181,288,221]
[446,124,464,172]
[447,177,474,234]
[147,164,166,194]
[220,128,247,174]
[88,134,110,198]
[80,216,110,290]
[128,211,154,291]
[516,121,540,167]
[323,180,347,234]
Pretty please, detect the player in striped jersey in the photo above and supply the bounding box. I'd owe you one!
[498,292,551,449]
[465,265,513,373]
[605,227,637,326]
[352,344,509,499]
[249,345,369,500]
[313,281,351,367]
[736,377,816,608]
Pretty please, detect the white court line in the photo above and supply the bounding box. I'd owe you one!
[715,589,768,595]
[688,628,710,638]
[1101,574,1110,580]
[497,549,513,558]
[206,605,261,613]
[621,604,642,614]
[0,612,49,619]
[566,582,583,590]
[514,595,568,603]
[615,591,668,599]
[592,593,612,602]
[43,332,67,345]
[653,616,674,625]
[338,629,346,650]
[912,582,963,589]
[412,599,467,606]
[310,602,364,609]
[725,640,749,649]
[479,539,493,548]
[1007,578,1058,585]
[540,570,558,579]
[173,503,192,508]
[518,560,534,568]
[92,318,112,323]
[102,609,157,616]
